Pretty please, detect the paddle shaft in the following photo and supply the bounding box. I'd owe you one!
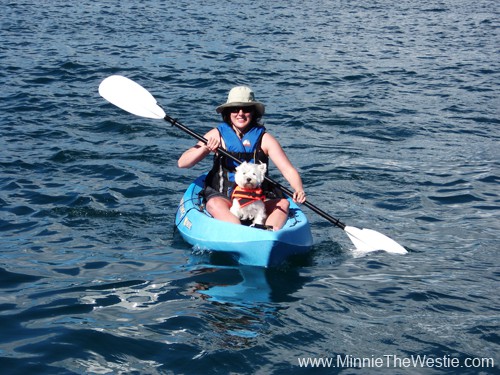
[165,114,347,230]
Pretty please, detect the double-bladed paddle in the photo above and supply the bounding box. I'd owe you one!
[98,75,407,254]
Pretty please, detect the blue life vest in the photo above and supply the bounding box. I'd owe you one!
[218,122,266,170]
[204,123,268,196]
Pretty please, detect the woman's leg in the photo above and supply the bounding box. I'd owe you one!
[265,198,290,230]
[206,196,241,224]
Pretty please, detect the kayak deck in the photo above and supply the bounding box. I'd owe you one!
[175,174,313,267]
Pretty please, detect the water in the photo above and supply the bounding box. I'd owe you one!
[1,1,499,374]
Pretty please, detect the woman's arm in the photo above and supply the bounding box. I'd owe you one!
[177,128,221,168]
[262,133,306,203]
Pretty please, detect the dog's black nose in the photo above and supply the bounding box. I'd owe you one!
[246,178,252,182]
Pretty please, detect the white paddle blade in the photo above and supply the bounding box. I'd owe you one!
[98,75,166,119]
[344,226,408,254]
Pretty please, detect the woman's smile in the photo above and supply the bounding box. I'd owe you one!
[230,108,253,131]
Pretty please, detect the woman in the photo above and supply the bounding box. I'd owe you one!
[177,86,306,230]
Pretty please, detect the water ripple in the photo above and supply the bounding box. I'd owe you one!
[1,0,499,373]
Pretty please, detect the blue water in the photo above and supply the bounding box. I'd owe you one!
[1,1,499,374]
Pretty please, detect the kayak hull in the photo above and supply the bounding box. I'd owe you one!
[175,174,313,267]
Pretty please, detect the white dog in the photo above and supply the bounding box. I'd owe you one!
[230,162,267,226]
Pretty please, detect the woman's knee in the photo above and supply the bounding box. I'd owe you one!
[206,197,230,214]
[282,198,290,208]
[277,198,290,211]
[267,198,289,215]
[205,197,240,224]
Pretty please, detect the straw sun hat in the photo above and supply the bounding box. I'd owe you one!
[216,86,265,117]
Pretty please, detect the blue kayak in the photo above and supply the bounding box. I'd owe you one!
[175,174,313,267]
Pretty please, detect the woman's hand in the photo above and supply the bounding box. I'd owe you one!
[178,129,221,168]
[204,135,220,153]
[293,190,306,203]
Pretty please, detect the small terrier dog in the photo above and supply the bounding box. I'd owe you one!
[230,162,267,226]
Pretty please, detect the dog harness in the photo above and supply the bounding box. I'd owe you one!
[231,186,266,208]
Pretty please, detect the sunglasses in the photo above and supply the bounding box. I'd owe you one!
[229,106,253,114]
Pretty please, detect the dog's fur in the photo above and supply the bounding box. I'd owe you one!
[230,162,267,225]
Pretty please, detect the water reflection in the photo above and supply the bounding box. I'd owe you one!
[179,264,311,305]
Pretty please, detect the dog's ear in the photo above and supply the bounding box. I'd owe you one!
[258,163,267,174]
